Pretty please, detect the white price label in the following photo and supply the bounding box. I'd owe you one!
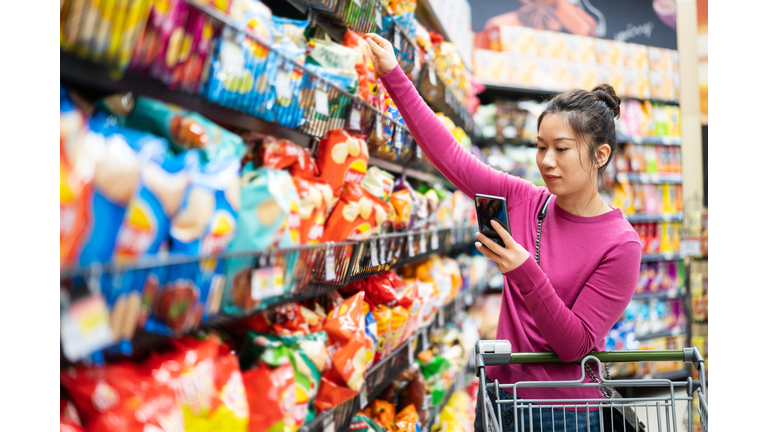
[275,69,292,99]
[428,65,437,86]
[421,330,429,350]
[375,8,382,28]
[438,308,445,327]
[408,234,415,257]
[315,89,329,116]
[394,31,401,49]
[416,145,422,159]
[353,0,361,5]
[61,294,114,362]
[370,240,380,267]
[387,239,394,262]
[376,114,383,139]
[394,126,403,149]
[420,232,427,252]
[349,104,362,131]
[251,267,282,300]
[431,229,439,250]
[325,247,335,281]
[680,239,701,257]
[379,238,387,265]
[407,338,415,364]
[359,381,369,409]
[323,417,336,432]
[445,89,451,106]
[412,55,422,78]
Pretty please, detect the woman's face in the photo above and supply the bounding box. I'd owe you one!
[536,113,596,197]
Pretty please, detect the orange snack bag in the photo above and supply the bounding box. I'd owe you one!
[389,188,414,231]
[395,404,420,432]
[388,306,409,353]
[316,128,369,195]
[369,399,396,431]
[323,292,370,392]
[258,135,318,179]
[322,183,388,242]
[372,305,393,363]
[60,140,91,266]
[293,176,334,244]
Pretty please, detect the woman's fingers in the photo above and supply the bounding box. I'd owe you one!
[476,231,505,255]
[365,33,390,49]
[475,241,502,262]
[491,219,516,248]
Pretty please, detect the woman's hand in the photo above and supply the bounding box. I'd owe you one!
[365,33,398,77]
[475,219,531,274]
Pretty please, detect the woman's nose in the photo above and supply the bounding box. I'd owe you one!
[541,150,556,168]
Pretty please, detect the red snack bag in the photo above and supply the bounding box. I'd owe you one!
[242,363,296,432]
[61,398,86,432]
[258,136,319,179]
[372,305,392,362]
[312,375,358,412]
[396,282,422,342]
[60,139,91,266]
[322,292,370,392]
[293,177,334,244]
[321,183,388,242]
[342,30,379,105]
[316,129,369,196]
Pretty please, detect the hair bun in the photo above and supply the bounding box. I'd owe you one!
[591,84,621,119]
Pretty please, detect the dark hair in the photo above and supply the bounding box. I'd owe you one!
[537,83,621,181]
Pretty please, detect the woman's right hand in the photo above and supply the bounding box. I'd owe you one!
[365,33,398,77]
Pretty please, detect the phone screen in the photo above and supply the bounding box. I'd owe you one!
[475,195,510,246]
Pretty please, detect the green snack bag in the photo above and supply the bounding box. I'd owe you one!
[344,414,387,432]
[241,332,327,427]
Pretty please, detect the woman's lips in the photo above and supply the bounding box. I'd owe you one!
[544,175,560,183]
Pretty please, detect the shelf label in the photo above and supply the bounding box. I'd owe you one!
[416,145,422,159]
[419,232,427,252]
[380,238,387,265]
[323,416,336,432]
[375,8,382,29]
[359,380,369,409]
[275,69,292,100]
[421,329,429,350]
[61,294,114,362]
[680,239,701,258]
[376,114,384,140]
[412,55,422,78]
[251,267,284,300]
[349,102,362,131]
[408,338,415,364]
[325,247,336,281]
[394,30,401,49]
[353,0,361,5]
[428,65,437,86]
[445,89,451,106]
[315,89,329,117]
[438,308,445,327]
[370,239,380,267]
[408,234,415,257]
[431,229,440,250]
[394,126,403,149]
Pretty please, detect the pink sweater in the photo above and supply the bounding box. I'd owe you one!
[381,66,641,402]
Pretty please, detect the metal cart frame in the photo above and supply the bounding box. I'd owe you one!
[475,340,708,432]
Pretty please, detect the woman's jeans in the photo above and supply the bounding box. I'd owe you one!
[474,378,601,432]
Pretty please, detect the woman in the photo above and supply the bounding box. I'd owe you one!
[365,34,641,431]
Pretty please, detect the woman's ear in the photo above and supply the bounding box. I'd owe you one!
[596,143,611,169]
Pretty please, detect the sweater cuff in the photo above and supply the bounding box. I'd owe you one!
[379,65,406,87]
[503,254,547,294]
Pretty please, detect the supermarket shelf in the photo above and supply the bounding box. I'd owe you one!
[633,289,685,301]
[368,156,448,186]
[635,328,684,342]
[641,253,684,262]
[625,212,684,223]
[617,134,682,146]
[414,0,451,43]
[615,172,683,184]
[422,367,471,431]
[477,81,680,106]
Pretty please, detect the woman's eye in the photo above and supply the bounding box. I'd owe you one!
[537,147,546,151]
[556,148,568,152]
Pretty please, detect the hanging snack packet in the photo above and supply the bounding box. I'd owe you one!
[321,182,388,242]
[367,399,396,432]
[316,129,369,195]
[242,362,296,432]
[60,130,91,266]
[389,178,416,231]
[322,292,370,392]
[306,38,361,93]
[224,164,300,314]
[388,306,409,353]
[362,167,395,203]
[394,405,420,432]
[344,414,387,432]
[257,136,318,179]
[372,304,393,363]
[342,29,379,104]
[293,177,334,244]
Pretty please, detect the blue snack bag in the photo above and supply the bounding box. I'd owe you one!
[108,150,199,343]
[144,157,241,335]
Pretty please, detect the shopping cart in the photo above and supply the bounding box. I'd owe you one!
[475,340,708,432]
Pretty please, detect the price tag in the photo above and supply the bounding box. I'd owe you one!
[419,232,427,252]
[421,329,429,350]
[416,145,422,159]
[315,89,329,116]
[370,240,380,267]
[408,234,415,257]
[431,229,439,250]
[407,338,415,364]
[251,267,283,300]
[438,308,445,327]
[394,126,403,149]
[412,55,422,78]
[680,239,701,257]
[275,69,292,100]
[380,238,387,265]
[359,381,369,409]
[323,416,336,432]
[375,8,382,28]
[349,102,362,131]
[428,65,437,86]
[325,247,336,281]
[61,294,115,362]
[445,89,451,106]
[376,113,383,140]
[394,30,401,49]
[451,227,457,245]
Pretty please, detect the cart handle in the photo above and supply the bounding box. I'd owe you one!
[475,340,703,365]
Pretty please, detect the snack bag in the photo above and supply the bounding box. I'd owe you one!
[293,176,335,244]
[390,178,416,231]
[144,158,241,336]
[116,96,247,164]
[168,8,222,93]
[372,305,393,363]
[61,397,86,432]
[60,362,184,432]
[364,309,378,370]
[60,137,91,267]
[313,375,359,413]
[257,136,318,179]
[306,38,360,94]
[242,362,296,432]
[388,306,409,353]
[322,292,370,392]
[345,414,387,432]
[362,167,395,203]
[223,164,299,313]
[322,183,388,242]
[342,30,379,104]
[394,405,420,432]
[316,129,369,195]
[367,399,396,432]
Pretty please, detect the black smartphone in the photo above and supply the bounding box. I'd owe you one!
[474,194,511,246]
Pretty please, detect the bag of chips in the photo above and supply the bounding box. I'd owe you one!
[364,399,396,432]
[394,404,420,432]
[342,30,379,104]
[322,183,388,242]
[242,362,296,432]
[362,167,395,203]
[257,136,318,179]
[344,413,387,432]
[372,305,393,363]
[316,129,369,195]
[322,292,371,392]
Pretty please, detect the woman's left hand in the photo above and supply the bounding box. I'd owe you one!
[475,220,530,274]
